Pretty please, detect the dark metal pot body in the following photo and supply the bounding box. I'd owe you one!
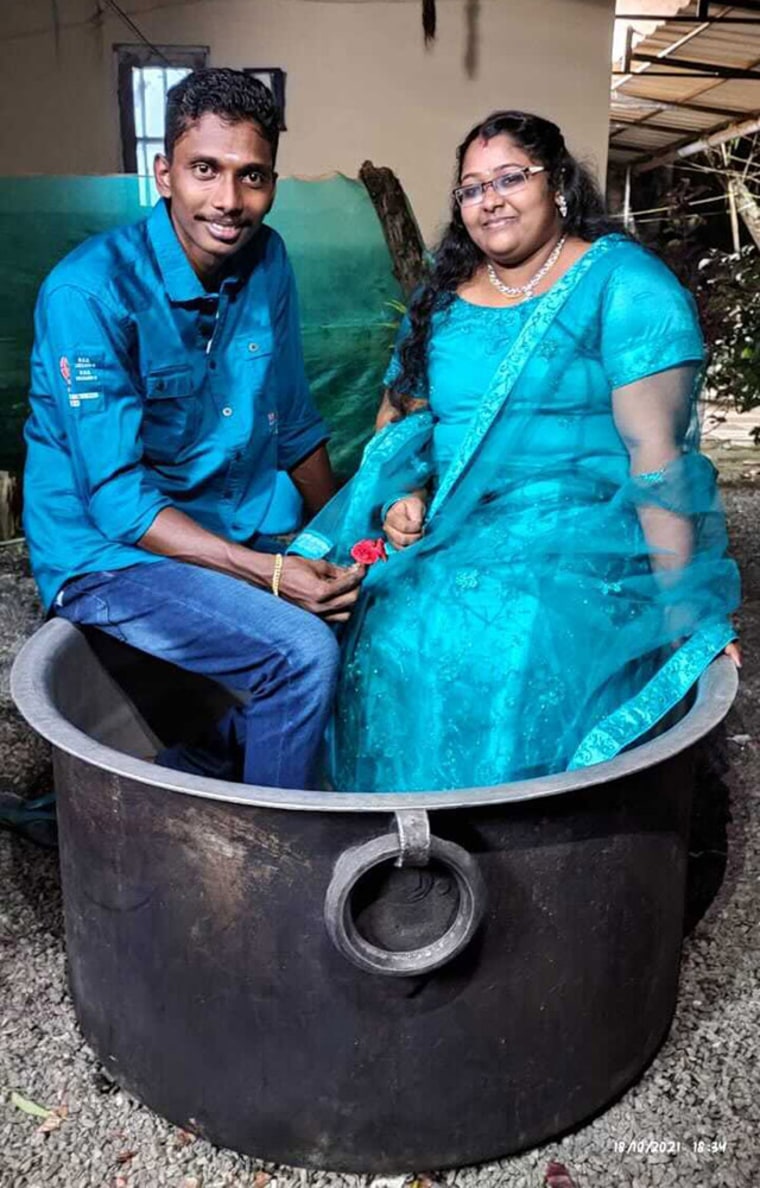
[11,619,738,1173]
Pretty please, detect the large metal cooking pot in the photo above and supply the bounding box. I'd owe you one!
[11,618,737,1172]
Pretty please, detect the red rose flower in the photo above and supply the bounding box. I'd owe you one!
[350,537,388,565]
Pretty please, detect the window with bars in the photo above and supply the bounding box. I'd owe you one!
[116,45,209,174]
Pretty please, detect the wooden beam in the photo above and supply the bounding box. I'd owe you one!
[616,12,760,21]
[623,23,634,75]
[631,53,760,79]
[615,95,747,119]
[612,142,661,154]
[614,69,759,75]
[634,113,760,172]
[649,98,748,118]
[610,118,714,138]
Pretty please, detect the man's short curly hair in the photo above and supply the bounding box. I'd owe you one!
[165,67,280,162]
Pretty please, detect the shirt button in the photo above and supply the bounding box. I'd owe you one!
[222,407,233,417]
[248,342,259,353]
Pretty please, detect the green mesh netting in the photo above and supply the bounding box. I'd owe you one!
[0,174,402,476]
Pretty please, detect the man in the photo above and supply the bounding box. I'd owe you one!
[23,68,363,789]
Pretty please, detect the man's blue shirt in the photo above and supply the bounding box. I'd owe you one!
[24,200,328,611]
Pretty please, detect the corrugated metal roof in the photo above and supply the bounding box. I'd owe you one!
[610,2,760,168]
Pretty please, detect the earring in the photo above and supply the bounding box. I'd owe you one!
[556,192,568,218]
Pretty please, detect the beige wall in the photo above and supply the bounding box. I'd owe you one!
[1,0,615,242]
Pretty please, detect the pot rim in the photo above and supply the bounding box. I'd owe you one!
[11,617,738,813]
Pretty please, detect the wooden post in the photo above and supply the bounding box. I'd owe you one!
[0,471,18,541]
[623,166,633,232]
[733,177,760,251]
[359,161,427,298]
[721,146,742,252]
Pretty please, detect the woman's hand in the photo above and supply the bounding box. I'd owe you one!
[383,494,427,550]
[724,641,742,669]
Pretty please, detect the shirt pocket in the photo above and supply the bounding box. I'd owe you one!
[142,365,201,463]
[237,330,274,401]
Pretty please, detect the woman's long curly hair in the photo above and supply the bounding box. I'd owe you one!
[391,110,619,408]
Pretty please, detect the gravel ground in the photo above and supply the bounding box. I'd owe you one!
[0,489,758,1188]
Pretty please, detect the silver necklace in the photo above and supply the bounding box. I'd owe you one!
[486,235,567,299]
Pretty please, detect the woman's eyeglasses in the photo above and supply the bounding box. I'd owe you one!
[453,165,546,208]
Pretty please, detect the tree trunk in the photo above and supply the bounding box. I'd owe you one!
[359,161,427,297]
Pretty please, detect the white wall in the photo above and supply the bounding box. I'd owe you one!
[1,0,615,242]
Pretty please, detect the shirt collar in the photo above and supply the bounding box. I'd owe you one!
[147,199,208,304]
[147,199,261,303]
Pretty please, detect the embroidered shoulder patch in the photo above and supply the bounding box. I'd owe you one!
[66,353,105,409]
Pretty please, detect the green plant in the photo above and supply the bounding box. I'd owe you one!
[697,247,760,414]
[646,175,760,417]
[378,297,407,330]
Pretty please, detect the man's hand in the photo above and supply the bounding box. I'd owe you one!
[278,556,365,622]
[383,494,426,550]
[139,508,364,620]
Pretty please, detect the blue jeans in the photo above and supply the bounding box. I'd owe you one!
[56,559,340,789]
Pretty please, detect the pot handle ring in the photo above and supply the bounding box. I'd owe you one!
[323,810,486,977]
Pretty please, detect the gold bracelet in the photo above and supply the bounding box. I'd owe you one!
[271,552,284,598]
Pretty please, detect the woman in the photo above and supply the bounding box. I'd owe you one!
[291,110,741,792]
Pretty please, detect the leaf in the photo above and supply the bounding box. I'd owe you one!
[545,1161,577,1188]
[36,1104,68,1135]
[116,1150,138,1165]
[37,1114,63,1134]
[10,1092,51,1119]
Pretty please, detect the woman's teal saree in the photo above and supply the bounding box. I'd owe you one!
[291,236,740,792]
